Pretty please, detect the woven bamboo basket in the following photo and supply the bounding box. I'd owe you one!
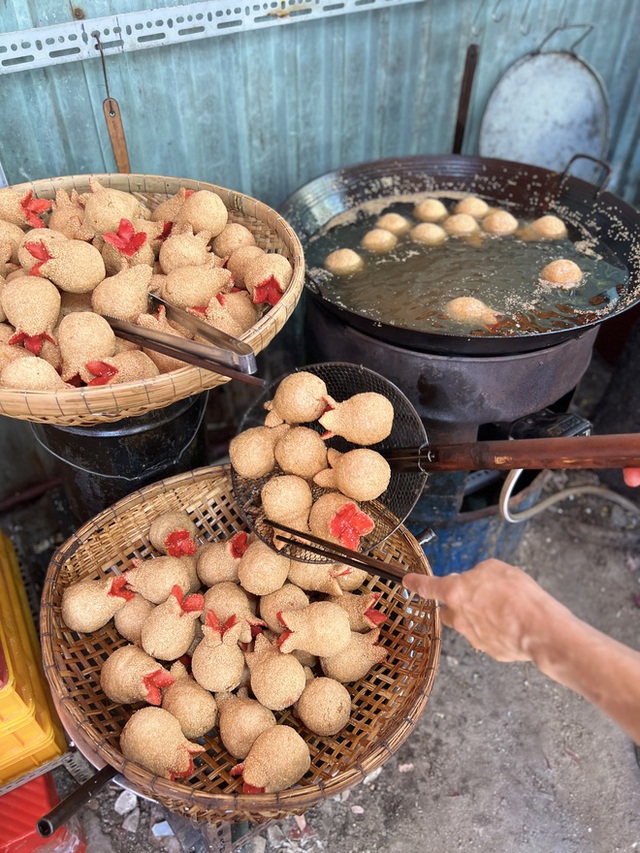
[0,174,304,426]
[40,465,440,824]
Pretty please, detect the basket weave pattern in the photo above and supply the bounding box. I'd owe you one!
[41,466,440,823]
[0,174,304,426]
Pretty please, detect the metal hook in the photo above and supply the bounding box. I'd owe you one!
[519,0,534,35]
[535,23,594,55]
[491,0,504,23]
[471,0,487,37]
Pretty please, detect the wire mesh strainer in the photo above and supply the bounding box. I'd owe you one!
[230,362,427,562]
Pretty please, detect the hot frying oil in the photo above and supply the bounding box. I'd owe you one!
[305,203,628,337]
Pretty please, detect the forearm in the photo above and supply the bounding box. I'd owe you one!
[525,600,640,743]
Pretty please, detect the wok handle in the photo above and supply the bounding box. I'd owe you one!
[388,434,640,473]
[37,764,117,837]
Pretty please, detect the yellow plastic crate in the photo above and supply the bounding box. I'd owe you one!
[0,533,66,785]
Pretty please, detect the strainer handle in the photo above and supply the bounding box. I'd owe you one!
[385,434,640,471]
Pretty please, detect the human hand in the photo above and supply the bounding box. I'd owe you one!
[403,559,562,662]
[623,468,640,488]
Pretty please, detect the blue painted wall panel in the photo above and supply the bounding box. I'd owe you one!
[0,0,638,208]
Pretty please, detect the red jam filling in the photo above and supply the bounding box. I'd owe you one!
[329,503,375,550]
[108,575,134,601]
[252,274,282,306]
[230,531,249,560]
[103,218,148,257]
[165,529,196,557]
[143,668,175,705]
[8,331,56,356]
[21,191,50,228]
[86,360,118,386]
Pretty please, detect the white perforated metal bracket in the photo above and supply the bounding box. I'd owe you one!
[0,0,423,74]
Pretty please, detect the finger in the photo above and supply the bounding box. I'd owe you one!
[403,572,453,602]
[623,467,640,488]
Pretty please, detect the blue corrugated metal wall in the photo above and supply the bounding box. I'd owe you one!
[0,0,638,208]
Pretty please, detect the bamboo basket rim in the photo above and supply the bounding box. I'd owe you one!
[0,173,304,426]
[40,465,441,822]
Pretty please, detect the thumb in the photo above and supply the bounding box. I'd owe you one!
[403,572,448,601]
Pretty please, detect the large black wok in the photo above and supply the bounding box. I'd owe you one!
[280,154,640,356]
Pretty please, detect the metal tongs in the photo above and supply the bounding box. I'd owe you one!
[101,294,266,387]
[267,519,408,585]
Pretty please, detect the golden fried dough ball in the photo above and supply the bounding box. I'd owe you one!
[229,424,289,480]
[443,296,499,326]
[539,259,583,288]
[274,426,327,478]
[482,210,519,236]
[414,199,448,222]
[265,370,328,425]
[360,228,397,253]
[443,214,480,237]
[453,196,490,218]
[323,248,364,276]
[261,475,313,533]
[314,448,391,502]
[410,223,447,245]
[212,223,256,258]
[296,677,351,736]
[319,392,394,445]
[375,212,412,235]
[530,214,567,240]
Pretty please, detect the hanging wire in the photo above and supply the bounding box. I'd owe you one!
[93,33,116,117]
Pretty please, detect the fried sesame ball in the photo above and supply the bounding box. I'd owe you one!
[237,540,290,596]
[0,358,67,390]
[274,426,327,479]
[410,222,447,245]
[212,223,256,258]
[296,677,351,736]
[229,425,280,479]
[443,213,480,237]
[259,583,309,634]
[530,214,567,240]
[162,665,218,739]
[226,245,265,288]
[315,448,391,502]
[218,693,276,759]
[482,210,519,236]
[239,725,310,792]
[360,228,397,253]
[261,475,313,528]
[323,248,364,276]
[539,259,583,288]
[266,370,328,424]
[114,594,154,644]
[375,212,412,235]
[453,196,490,218]
[443,296,500,326]
[414,199,448,222]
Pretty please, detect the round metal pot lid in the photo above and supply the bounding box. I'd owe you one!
[479,51,610,183]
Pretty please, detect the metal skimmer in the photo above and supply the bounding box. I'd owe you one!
[230,362,427,563]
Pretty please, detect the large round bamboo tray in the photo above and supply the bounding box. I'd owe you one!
[0,174,304,426]
[41,465,440,824]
